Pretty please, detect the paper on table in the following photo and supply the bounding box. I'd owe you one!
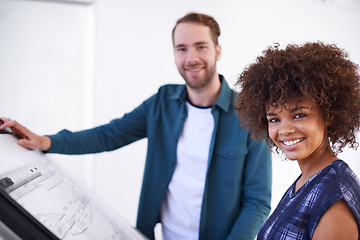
[0,135,147,240]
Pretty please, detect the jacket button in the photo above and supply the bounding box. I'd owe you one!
[228,152,233,156]
[162,184,167,188]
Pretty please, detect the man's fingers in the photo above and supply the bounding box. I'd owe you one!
[0,118,18,129]
[18,139,35,150]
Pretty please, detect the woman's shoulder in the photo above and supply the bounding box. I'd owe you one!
[329,160,360,189]
[325,160,360,216]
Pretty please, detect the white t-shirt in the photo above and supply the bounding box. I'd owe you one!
[161,101,214,240]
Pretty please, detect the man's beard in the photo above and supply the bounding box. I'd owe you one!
[180,63,217,90]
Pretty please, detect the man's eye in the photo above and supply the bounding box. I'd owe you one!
[177,48,186,52]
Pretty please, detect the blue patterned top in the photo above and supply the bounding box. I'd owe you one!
[258,160,360,240]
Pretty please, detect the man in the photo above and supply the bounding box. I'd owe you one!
[1,12,272,240]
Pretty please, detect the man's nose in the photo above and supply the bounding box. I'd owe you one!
[186,49,200,64]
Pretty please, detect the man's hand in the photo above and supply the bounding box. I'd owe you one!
[0,118,51,151]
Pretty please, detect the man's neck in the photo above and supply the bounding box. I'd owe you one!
[186,74,221,107]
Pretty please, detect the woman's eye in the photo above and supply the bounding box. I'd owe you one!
[268,118,279,123]
[294,113,306,119]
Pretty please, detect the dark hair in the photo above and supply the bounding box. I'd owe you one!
[172,12,221,46]
[235,41,360,154]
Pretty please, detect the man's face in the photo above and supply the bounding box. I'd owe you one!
[173,22,221,90]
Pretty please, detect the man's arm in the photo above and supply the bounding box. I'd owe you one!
[0,94,153,154]
[227,139,272,240]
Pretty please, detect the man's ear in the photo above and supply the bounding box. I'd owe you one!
[216,44,221,61]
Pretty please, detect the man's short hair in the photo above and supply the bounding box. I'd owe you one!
[172,12,221,46]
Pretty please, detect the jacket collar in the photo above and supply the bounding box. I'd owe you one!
[214,75,232,112]
[171,74,232,112]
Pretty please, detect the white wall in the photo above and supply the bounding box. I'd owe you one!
[0,0,94,185]
[1,0,360,234]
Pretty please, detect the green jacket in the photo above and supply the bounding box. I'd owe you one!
[48,75,272,240]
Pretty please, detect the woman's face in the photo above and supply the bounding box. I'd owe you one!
[266,99,329,162]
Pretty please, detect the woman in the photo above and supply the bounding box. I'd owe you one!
[236,41,360,239]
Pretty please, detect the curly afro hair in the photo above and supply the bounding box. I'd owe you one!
[235,41,360,154]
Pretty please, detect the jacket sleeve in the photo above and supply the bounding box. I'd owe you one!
[47,95,155,154]
[227,138,272,240]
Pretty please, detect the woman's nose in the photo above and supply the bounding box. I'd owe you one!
[279,121,295,135]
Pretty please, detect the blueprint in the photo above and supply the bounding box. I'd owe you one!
[0,135,147,240]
